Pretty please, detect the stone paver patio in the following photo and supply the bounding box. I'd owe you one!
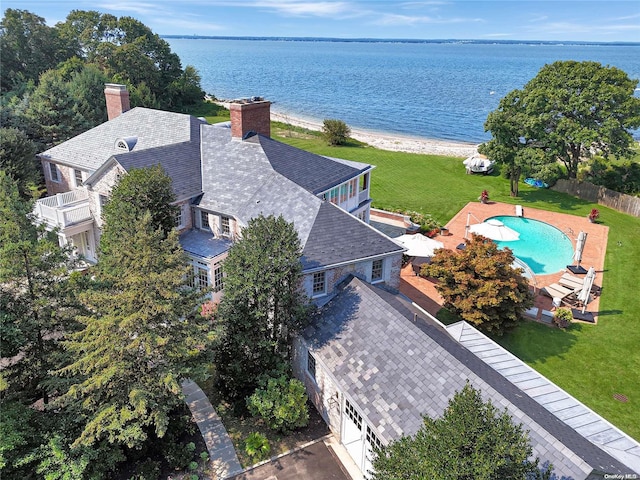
[398,201,609,324]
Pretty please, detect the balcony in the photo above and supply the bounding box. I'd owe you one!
[34,190,93,230]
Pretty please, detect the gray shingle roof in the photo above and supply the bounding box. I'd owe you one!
[256,135,369,194]
[303,277,635,479]
[199,125,403,267]
[38,108,204,172]
[301,202,403,270]
[112,117,203,200]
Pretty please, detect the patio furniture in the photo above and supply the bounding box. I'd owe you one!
[515,205,523,217]
[558,272,584,290]
[541,283,573,300]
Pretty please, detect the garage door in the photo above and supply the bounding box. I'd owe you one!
[342,399,365,470]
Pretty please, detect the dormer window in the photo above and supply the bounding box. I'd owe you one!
[114,136,138,152]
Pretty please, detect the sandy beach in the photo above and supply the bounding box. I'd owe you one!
[217,102,479,158]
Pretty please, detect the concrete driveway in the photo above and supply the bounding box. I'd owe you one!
[229,438,353,480]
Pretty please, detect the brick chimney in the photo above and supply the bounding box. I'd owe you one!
[104,83,131,120]
[229,97,271,139]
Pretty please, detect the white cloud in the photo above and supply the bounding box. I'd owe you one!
[256,1,353,17]
[373,13,483,26]
[98,2,160,15]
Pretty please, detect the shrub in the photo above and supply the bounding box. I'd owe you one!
[553,308,573,329]
[322,119,351,146]
[244,432,271,461]
[246,376,310,433]
[392,208,442,233]
[163,441,196,470]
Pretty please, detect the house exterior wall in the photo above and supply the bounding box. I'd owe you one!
[175,199,193,233]
[302,252,403,299]
[43,160,74,195]
[292,337,343,441]
[87,163,126,230]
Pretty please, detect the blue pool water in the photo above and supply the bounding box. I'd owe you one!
[489,216,574,276]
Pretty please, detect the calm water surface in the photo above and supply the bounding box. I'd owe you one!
[167,39,640,143]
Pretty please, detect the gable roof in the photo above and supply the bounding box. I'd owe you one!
[302,277,636,479]
[301,202,403,270]
[38,108,204,172]
[256,135,370,194]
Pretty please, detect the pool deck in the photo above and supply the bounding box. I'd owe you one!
[399,201,609,325]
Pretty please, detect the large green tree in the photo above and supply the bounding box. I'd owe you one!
[0,9,74,92]
[0,172,77,404]
[421,234,533,335]
[482,61,640,182]
[24,69,89,148]
[0,127,40,198]
[57,211,211,449]
[372,383,549,480]
[99,165,178,264]
[215,215,310,400]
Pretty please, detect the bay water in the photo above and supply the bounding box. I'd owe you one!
[166,38,640,143]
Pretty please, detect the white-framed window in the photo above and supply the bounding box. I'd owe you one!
[188,260,210,290]
[307,351,316,380]
[221,216,231,236]
[312,271,326,296]
[371,259,384,282]
[175,205,184,229]
[49,163,60,182]
[200,210,210,231]
[213,262,223,292]
[74,169,83,187]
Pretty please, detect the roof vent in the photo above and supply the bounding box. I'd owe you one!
[115,136,138,152]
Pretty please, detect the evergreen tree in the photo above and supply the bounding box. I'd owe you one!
[422,234,533,335]
[215,215,310,400]
[0,172,77,404]
[0,127,40,198]
[372,383,550,480]
[57,212,211,449]
[24,69,88,148]
[99,165,178,267]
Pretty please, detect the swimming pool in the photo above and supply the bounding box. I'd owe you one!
[489,216,574,275]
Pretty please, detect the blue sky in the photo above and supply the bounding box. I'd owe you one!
[3,1,640,42]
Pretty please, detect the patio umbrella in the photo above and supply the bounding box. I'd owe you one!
[468,219,520,241]
[393,234,444,257]
[577,266,596,314]
[568,231,588,274]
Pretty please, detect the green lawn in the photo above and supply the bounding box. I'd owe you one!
[270,129,640,442]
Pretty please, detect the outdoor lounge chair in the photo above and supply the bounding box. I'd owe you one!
[541,283,574,300]
[558,272,584,290]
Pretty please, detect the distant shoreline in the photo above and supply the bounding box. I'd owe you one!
[163,35,640,47]
[216,101,478,158]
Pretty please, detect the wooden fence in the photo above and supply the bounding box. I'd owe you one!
[552,179,640,217]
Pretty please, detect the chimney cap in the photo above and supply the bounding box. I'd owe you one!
[105,83,128,91]
[230,96,268,104]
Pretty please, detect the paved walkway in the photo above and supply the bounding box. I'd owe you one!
[182,380,243,479]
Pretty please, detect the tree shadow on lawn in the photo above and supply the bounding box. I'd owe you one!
[492,320,584,365]
[516,189,593,213]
